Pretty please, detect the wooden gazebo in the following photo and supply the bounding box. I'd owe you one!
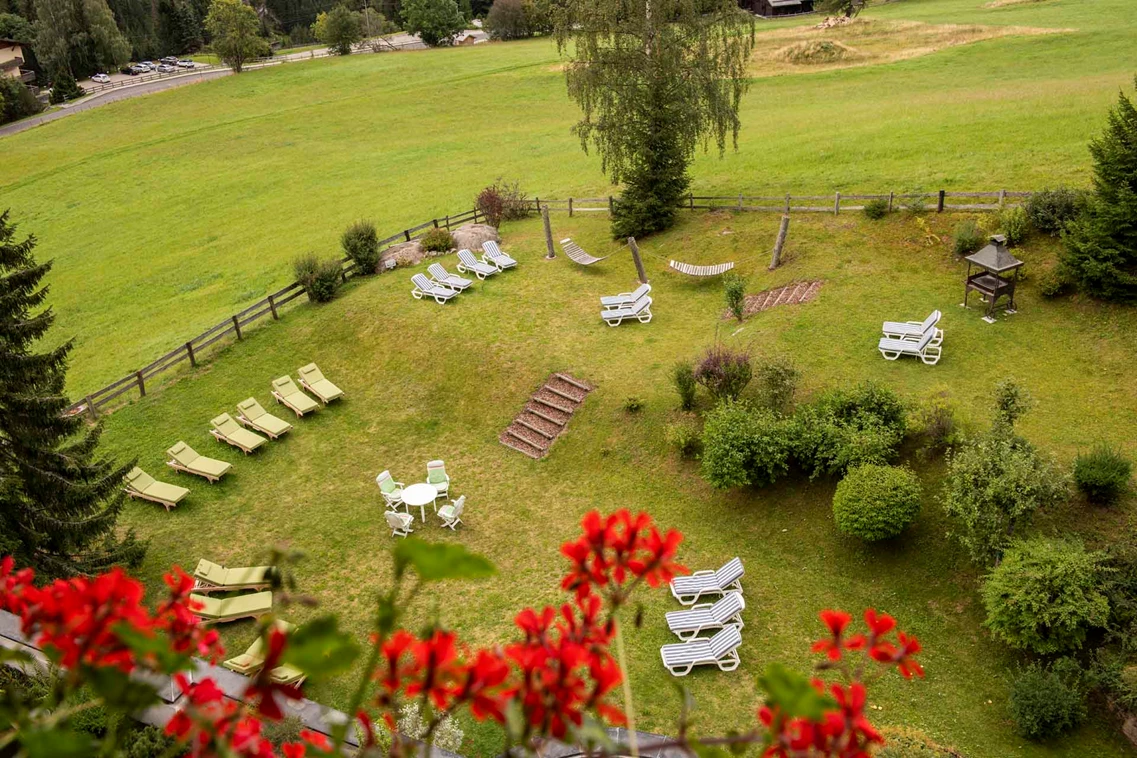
[963,234,1023,324]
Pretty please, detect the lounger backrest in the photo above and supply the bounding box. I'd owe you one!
[920,310,941,333]
[710,592,745,624]
[195,559,228,584]
[273,376,300,397]
[376,470,397,494]
[914,328,934,351]
[632,283,651,300]
[299,363,325,383]
[168,441,198,465]
[427,460,447,484]
[457,250,478,267]
[412,273,436,292]
[125,467,154,491]
[632,295,652,314]
[708,626,743,659]
[716,557,744,588]
[428,263,449,280]
[212,413,242,436]
[483,241,502,257]
[237,398,265,420]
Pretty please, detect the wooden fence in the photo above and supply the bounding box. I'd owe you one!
[528,189,1032,215]
[68,207,482,417]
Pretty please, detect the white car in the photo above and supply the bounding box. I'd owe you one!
[91,73,111,83]
[177,59,196,69]
[157,63,176,73]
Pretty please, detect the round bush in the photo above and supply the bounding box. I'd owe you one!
[1073,443,1132,505]
[832,464,922,541]
[341,220,380,274]
[420,227,454,253]
[863,198,889,220]
[1009,661,1086,740]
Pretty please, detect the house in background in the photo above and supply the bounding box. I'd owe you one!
[742,0,815,17]
[0,39,36,85]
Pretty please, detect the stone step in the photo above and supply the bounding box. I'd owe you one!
[545,384,583,404]
[499,433,542,459]
[533,396,574,414]
[554,373,592,392]
[506,426,549,450]
[526,405,567,426]
[515,415,556,439]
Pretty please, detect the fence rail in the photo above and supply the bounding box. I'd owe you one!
[68,208,481,417]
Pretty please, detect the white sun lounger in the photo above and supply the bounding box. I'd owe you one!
[456,249,498,280]
[660,625,742,676]
[600,283,651,309]
[601,295,652,327]
[882,310,943,346]
[670,557,744,605]
[878,328,941,365]
[664,592,745,641]
[428,263,473,291]
[411,273,459,304]
[481,241,517,270]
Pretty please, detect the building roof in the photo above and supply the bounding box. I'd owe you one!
[0,38,26,46]
[768,0,803,5]
[965,235,1023,273]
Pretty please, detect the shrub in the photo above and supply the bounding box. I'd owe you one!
[261,715,304,747]
[902,194,928,215]
[995,206,1030,246]
[485,0,530,39]
[755,355,799,415]
[992,377,1033,428]
[1025,186,1087,236]
[341,220,380,274]
[791,382,907,479]
[832,464,922,542]
[120,724,176,758]
[312,4,363,54]
[398,700,464,753]
[876,727,960,758]
[623,396,644,413]
[1074,443,1132,505]
[666,419,702,458]
[0,77,43,125]
[694,345,752,402]
[722,273,746,321]
[49,71,84,104]
[477,178,530,225]
[701,400,792,489]
[1037,267,1071,298]
[1009,660,1087,740]
[863,198,889,220]
[420,227,454,253]
[476,184,506,227]
[401,0,464,45]
[294,254,342,303]
[671,360,697,411]
[951,218,985,255]
[982,538,1109,654]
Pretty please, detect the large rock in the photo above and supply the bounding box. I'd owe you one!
[450,223,500,252]
[379,240,426,269]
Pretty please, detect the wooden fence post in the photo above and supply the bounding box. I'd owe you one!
[268,294,278,320]
[404,229,411,242]
[541,205,556,260]
[888,191,894,213]
[937,190,945,213]
[784,193,791,213]
[834,191,841,216]
[568,197,573,217]
[444,214,450,229]
[86,396,98,420]
[770,214,790,271]
[689,193,694,210]
[185,341,196,367]
[628,237,648,285]
[432,218,439,228]
[608,196,615,214]
[738,193,743,211]
[232,315,242,340]
[998,188,1007,209]
[136,370,146,398]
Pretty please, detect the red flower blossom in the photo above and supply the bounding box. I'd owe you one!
[559,510,685,600]
[245,626,303,720]
[811,610,864,662]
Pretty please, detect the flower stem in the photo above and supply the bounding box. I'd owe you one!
[614,621,638,758]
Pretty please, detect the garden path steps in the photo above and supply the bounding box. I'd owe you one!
[729,280,823,319]
[500,373,593,459]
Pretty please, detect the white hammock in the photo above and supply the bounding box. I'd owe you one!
[560,238,609,266]
[669,260,735,277]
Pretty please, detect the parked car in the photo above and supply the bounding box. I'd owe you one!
[157,63,176,73]
[177,59,196,69]
[91,73,110,83]
[160,56,178,65]
[130,64,149,75]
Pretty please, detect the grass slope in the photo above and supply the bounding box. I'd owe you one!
[0,0,1135,394]
[100,209,1136,757]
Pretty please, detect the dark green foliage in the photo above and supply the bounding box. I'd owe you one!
[693,345,752,402]
[1061,78,1137,302]
[0,211,145,578]
[401,0,464,45]
[205,0,270,73]
[1026,186,1086,236]
[622,396,643,413]
[1074,443,1131,505]
[556,0,754,238]
[952,218,985,255]
[722,273,746,321]
[902,194,928,215]
[754,355,798,415]
[790,382,907,479]
[671,360,697,411]
[262,716,305,748]
[48,69,84,103]
[665,419,701,458]
[992,377,1033,428]
[485,0,527,39]
[1037,267,1071,298]
[1010,660,1088,740]
[0,12,34,42]
[120,724,176,758]
[995,206,1030,246]
[701,400,792,489]
[863,198,889,220]
[313,4,362,55]
[293,254,342,303]
[34,0,131,77]
[982,538,1109,654]
[910,391,960,457]
[419,227,454,253]
[832,464,922,542]
[815,0,863,18]
[341,220,380,274]
[0,76,43,125]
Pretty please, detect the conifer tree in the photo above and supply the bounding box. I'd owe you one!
[0,211,145,578]
[1061,77,1137,301]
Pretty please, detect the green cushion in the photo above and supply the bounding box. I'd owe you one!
[144,481,190,503]
[256,414,292,436]
[309,379,342,401]
[237,398,265,420]
[299,363,325,383]
[125,467,154,491]
[269,663,304,685]
[225,566,273,586]
[194,559,227,584]
[167,441,197,466]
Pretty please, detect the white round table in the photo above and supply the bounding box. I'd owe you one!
[401,482,438,522]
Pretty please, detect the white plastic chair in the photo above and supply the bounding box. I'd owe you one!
[437,495,465,530]
[385,510,414,538]
[426,460,450,503]
[376,470,405,508]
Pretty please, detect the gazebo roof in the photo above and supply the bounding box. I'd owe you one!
[966,235,1023,273]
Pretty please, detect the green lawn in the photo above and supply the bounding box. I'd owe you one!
[0,0,1135,396]
[98,208,1136,757]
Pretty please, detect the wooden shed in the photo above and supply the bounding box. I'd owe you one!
[744,0,814,17]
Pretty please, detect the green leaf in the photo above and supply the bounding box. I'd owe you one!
[756,662,835,722]
[0,647,34,666]
[113,623,192,673]
[283,616,360,678]
[393,538,496,582]
[83,665,162,712]
[690,743,733,758]
[568,716,617,754]
[20,726,97,758]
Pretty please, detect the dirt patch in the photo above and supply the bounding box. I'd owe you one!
[983,0,1053,7]
[723,280,823,319]
[775,39,863,65]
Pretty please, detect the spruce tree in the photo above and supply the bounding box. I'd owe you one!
[0,210,145,578]
[1061,77,1137,302]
